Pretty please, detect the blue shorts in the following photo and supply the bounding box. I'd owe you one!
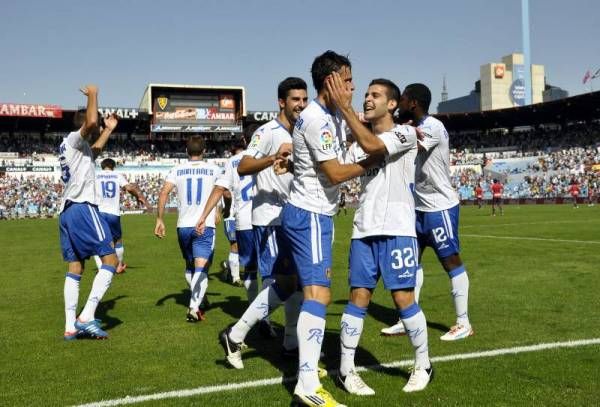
[99,212,122,241]
[224,219,236,243]
[253,225,296,279]
[236,229,257,269]
[349,236,419,290]
[59,202,115,262]
[416,204,460,259]
[177,227,215,262]
[281,203,333,288]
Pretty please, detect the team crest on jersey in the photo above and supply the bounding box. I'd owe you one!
[320,131,334,150]
[157,96,168,110]
[249,134,260,148]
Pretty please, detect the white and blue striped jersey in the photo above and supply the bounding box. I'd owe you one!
[243,119,293,226]
[95,170,129,216]
[415,116,459,211]
[346,125,418,239]
[58,130,96,212]
[288,100,346,216]
[165,160,221,228]
[215,152,254,231]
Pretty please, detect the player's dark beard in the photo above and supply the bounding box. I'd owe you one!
[395,109,413,124]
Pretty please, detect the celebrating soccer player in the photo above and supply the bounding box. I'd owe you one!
[280,51,377,407]
[93,158,149,273]
[327,75,433,393]
[381,84,474,342]
[59,85,120,340]
[212,77,308,369]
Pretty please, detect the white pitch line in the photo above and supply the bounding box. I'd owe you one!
[461,219,599,229]
[462,234,600,245]
[74,338,600,407]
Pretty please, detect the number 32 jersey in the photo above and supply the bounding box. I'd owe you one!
[165,160,221,228]
[95,170,129,216]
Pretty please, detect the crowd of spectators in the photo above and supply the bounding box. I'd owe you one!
[2,121,600,219]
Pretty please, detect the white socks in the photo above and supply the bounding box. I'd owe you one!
[229,283,286,343]
[399,303,430,370]
[115,243,124,264]
[414,266,423,303]
[79,264,116,322]
[190,267,208,311]
[228,252,240,281]
[449,265,470,327]
[297,300,326,393]
[283,291,303,351]
[339,303,366,376]
[64,273,81,332]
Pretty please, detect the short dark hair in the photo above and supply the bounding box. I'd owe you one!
[278,77,307,100]
[311,50,351,93]
[369,78,401,106]
[186,136,205,157]
[101,158,116,170]
[403,83,431,113]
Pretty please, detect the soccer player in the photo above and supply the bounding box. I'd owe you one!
[211,77,309,370]
[381,84,473,341]
[154,136,221,323]
[327,75,433,393]
[475,183,484,209]
[93,158,148,273]
[59,85,120,340]
[221,191,242,286]
[568,180,580,208]
[195,143,259,303]
[491,179,504,215]
[280,51,377,407]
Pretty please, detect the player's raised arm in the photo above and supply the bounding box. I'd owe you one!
[91,114,118,159]
[79,84,99,140]
[195,185,227,235]
[154,181,175,238]
[326,72,387,155]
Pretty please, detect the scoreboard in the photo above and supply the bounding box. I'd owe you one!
[140,83,245,133]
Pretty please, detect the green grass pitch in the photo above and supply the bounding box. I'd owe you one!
[1,204,599,406]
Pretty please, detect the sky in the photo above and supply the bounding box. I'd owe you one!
[1,0,599,113]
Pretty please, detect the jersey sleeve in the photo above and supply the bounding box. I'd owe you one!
[244,126,272,159]
[165,168,177,185]
[215,160,234,190]
[65,130,85,150]
[417,122,443,152]
[117,173,129,188]
[379,125,417,156]
[305,119,338,162]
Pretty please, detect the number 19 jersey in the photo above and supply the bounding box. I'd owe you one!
[165,160,221,228]
[95,170,129,216]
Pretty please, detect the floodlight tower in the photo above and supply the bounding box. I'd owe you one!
[522,0,532,105]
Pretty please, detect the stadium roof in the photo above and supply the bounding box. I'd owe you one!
[437,90,600,131]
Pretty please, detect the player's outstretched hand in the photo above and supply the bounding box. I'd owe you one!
[79,84,98,96]
[154,219,166,238]
[195,218,206,235]
[325,71,352,110]
[104,113,119,131]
